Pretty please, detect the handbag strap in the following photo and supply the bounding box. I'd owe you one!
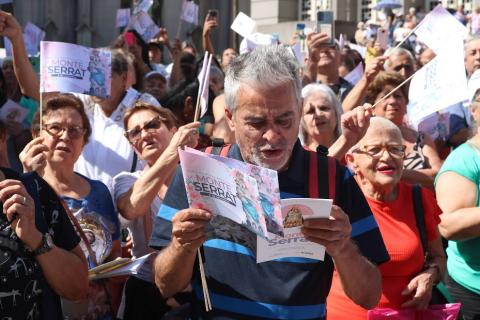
[412,184,428,261]
[60,199,98,267]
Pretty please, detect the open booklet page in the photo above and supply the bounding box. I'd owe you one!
[257,198,332,263]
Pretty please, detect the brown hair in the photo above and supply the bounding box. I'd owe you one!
[123,102,178,131]
[365,72,409,105]
[32,93,92,143]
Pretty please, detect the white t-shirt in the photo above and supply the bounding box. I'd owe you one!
[74,88,160,196]
[113,170,162,282]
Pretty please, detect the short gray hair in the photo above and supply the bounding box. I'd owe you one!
[111,49,129,75]
[300,84,343,143]
[464,34,480,51]
[384,47,414,70]
[224,45,301,113]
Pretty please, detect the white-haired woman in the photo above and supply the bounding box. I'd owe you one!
[300,83,343,152]
[300,84,374,161]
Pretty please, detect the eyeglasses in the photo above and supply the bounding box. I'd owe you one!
[124,115,163,143]
[392,64,413,72]
[352,144,406,159]
[43,123,86,140]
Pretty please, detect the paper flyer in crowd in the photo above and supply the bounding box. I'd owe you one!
[133,0,153,15]
[231,12,256,38]
[40,41,112,98]
[128,11,160,43]
[4,22,45,57]
[0,99,28,123]
[116,8,131,28]
[180,0,199,25]
[179,147,283,245]
[257,198,332,263]
[416,112,450,141]
[344,62,364,86]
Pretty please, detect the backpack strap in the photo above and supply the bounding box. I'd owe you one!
[205,143,231,157]
[308,150,336,202]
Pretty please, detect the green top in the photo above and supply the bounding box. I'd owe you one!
[436,142,480,294]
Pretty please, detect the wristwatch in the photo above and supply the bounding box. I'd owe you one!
[31,233,54,257]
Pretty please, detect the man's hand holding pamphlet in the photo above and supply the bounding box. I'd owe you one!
[179,147,333,263]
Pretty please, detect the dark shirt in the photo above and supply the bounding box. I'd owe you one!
[150,141,389,319]
[0,168,80,320]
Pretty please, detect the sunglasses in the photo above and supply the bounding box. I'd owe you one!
[124,115,163,143]
[43,123,86,140]
[352,144,406,159]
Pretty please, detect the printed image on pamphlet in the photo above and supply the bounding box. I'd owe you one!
[179,147,283,253]
[0,99,28,123]
[128,11,160,43]
[40,41,112,98]
[257,198,333,263]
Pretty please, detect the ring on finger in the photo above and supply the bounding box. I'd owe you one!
[191,128,198,135]
[21,195,26,205]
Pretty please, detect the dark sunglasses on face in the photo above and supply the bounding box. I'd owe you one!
[43,123,86,140]
[124,115,163,143]
[392,64,413,72]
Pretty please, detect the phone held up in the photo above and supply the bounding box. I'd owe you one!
[317,11,334,46]
[377,28,388,50]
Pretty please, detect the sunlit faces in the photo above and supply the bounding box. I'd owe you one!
[143,75,167,101]
[126,109,176,164]
[317,46,338,68]
[227,83,301,171]
[465,39,480,77]
[386,53,415,78]
[373,84,407,126]
[221,48,237,69]
[41,107,87,165]
[349,126,405,189]
[302,91,337,138]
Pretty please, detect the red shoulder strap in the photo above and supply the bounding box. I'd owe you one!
[205,146,213,154]
[308,151,336,203]
[309,151,319,198]
[204,144,231,157]
[220,144,232,157]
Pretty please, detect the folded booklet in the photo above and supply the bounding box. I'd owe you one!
[257,198,333,263]
[88,253,153,280]
[179,147,284,243]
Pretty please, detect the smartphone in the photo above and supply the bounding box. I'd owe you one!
[317,11,334,46]
[207,9,218,20]
[377,28,388,50]
[124,31,136,46]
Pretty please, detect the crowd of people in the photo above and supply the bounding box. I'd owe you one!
[0,4,479,320]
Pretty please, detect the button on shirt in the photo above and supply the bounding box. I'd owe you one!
[74,88,160,195]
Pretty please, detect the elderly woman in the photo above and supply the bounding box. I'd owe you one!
[300,83,343,151]
[365,72,442,189]
[327,117,446,319]
[113,104,199,319]
[20,94,120,318]
[0,166,87,319]
[435,89,480,319]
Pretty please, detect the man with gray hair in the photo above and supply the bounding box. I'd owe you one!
[151,45,388,319]
[384,47,416,80]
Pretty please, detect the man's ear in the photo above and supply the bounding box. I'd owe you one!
[224,107,235,131]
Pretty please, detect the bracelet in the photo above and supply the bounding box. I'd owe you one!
[423,263,441,285]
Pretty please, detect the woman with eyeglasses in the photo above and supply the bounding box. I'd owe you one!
[112,103,199,319]
[365,71,442,190]
[19,93,121,319]
[327,117,446,319]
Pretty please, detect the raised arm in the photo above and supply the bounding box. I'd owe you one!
[328,104,372,160]
[0,179,88,300]
[116,122,200,220]
[341,56,385,112]
[202,14,217,55]
[0,11,40,101]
